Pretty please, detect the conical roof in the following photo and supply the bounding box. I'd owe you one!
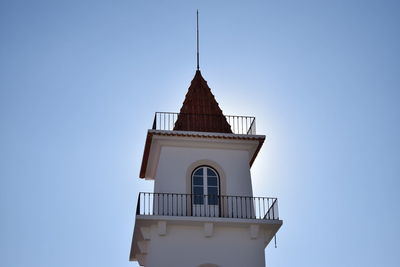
[173,70,232,133]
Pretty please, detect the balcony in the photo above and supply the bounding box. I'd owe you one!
[152,112,257,135]
[136,192,279,220]
[131,192,282,263]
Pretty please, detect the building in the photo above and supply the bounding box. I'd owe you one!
[129,68,283,266]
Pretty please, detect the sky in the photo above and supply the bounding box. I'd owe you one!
[0,0,399,266]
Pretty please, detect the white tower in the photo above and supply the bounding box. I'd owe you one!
[129,70,282,267]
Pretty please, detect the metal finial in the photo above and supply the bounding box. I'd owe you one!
[196,10,200,70]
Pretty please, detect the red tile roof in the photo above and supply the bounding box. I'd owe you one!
[173,70,233,133]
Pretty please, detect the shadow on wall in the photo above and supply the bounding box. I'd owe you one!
[198,264,220,267]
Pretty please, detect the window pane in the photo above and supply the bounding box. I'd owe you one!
[207,186,218,195]
[207,193,218,205]
[193,186,204,205]
[193,186,203,195]
[207,177,217,186]
[193,176,203,185]
[207,168,217,177]
[194,195,204,205]
[194,168,203,176]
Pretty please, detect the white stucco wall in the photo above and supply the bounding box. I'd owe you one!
[154,145,253,197]
[145,223,266,267]
[136,137,271,267]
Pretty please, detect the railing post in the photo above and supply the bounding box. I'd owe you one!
[167,193,169,216]
[152,113,157,129]
[143,193,147,215]
[136,193,141,215]
[148,193,151,215]
[219,195,222,218]
[271,200,275,219]
[247,118,256,135]
[189,194,192,216]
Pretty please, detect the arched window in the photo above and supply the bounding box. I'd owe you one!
[192,166,220,205]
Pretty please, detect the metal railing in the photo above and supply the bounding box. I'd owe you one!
[136,192,279,220]
[152,112,256,135]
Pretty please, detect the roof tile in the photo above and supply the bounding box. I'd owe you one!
[174,71,232,133]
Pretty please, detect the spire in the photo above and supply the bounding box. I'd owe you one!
[172,11,231,133]
[173,71,232,133]
[196,9,200,71]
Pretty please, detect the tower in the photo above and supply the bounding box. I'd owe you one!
[129,69,283,266]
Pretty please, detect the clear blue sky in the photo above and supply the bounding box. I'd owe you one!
[1,0,399,266]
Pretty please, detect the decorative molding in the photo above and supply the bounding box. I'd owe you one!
[137,241,148,254]
[139,130,265,179]
[158,221,167,236]
[204,222,214,237]
[264,230,274,245]
[136,254,146,266]
[140,227,151,240]
[250,224,260,239]
[186,159,226,196]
